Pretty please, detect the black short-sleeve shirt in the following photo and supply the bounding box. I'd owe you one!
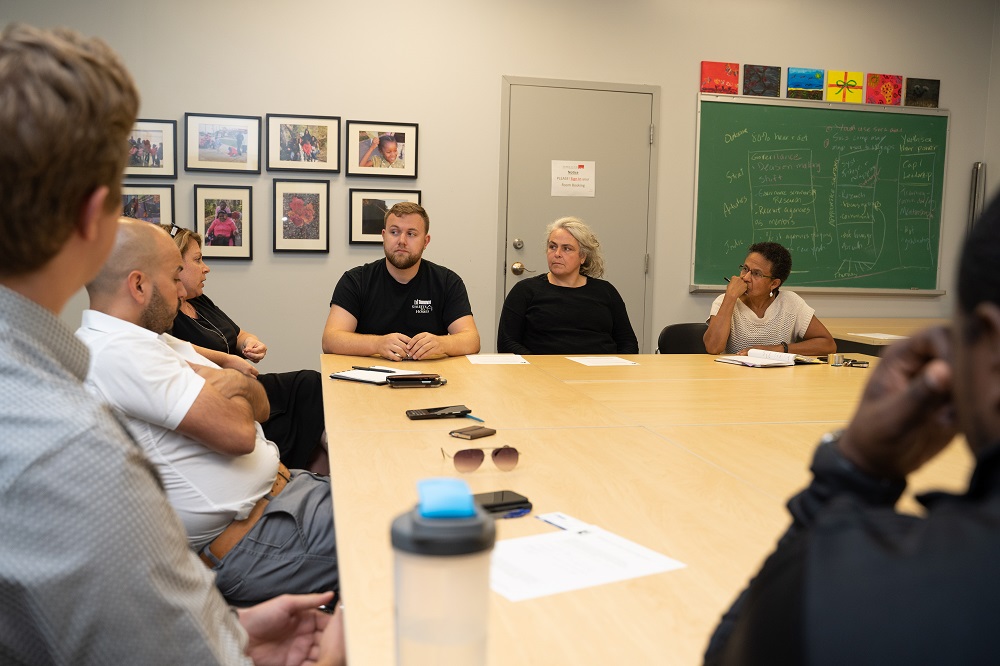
[329,259,473,337]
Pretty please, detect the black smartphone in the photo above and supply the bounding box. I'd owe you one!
[405,405,471,420]
[387,374,446,388]
[473,490,532,514]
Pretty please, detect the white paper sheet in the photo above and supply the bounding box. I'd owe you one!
[490,515,686,602]
[467,354,529,365]
[849,332,906,340]
[565,356,638,366]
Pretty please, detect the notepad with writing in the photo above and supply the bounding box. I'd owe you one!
[716,349,823,367]
[329,366,423,385]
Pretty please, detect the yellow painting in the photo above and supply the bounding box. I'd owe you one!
[826,70,863,104]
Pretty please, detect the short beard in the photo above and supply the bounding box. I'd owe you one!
[139,285,179,334]
[385,248,421,270]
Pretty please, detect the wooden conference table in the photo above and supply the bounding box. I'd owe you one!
[320,353,972,665]
[823,317,948,355]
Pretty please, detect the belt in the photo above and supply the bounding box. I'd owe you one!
[199,463,291,567]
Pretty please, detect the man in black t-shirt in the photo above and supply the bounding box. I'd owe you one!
[322,202,480,360]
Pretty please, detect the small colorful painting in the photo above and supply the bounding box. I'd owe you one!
[905,78,941,108]
[826,70,863,104]
[743,65,780,97]
[701,61,739,95]
[866,73,903,106]
[787,67,824,100]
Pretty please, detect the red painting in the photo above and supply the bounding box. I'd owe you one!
[701,61,739,95]
[866,73,903,106]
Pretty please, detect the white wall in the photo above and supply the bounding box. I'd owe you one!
[985,0,1000,200]
[7,0,995,371]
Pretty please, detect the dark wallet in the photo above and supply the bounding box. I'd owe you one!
[449,425,497,440]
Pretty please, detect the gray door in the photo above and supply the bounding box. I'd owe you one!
[498,77,658,351]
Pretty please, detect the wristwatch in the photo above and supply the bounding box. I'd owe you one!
[819,429,844,447]
[782,341,789,353]
[818,429,903,492]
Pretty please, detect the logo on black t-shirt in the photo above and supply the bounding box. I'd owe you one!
[412,299,433,314]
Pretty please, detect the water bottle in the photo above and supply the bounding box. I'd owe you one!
[391,478,496,665]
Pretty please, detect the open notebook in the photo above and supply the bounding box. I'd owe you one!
[715,349,824,367]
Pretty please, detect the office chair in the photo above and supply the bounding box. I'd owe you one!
[656,322,709,354]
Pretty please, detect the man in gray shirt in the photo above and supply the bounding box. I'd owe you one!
[0,23,342,665]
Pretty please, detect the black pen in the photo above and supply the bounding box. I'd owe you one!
[352,366,394,373]
[723,276,730,282]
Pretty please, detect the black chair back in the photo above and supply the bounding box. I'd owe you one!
[656,322,708,354]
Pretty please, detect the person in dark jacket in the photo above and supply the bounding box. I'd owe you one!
[705,192,1000,665]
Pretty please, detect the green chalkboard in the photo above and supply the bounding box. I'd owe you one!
[692,94,949,293]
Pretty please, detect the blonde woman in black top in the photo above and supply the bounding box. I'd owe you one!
[498,217,637,354]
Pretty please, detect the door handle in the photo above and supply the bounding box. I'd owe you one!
[510,262,536,276]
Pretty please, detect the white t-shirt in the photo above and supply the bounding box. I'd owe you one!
[709,290,815,354]
[76,310,278,549]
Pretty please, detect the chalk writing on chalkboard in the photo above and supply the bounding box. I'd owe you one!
[693,95,948,293]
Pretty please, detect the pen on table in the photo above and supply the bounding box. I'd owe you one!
[501,508,531,519]
[352,366,394,373]
[465,414,485,423]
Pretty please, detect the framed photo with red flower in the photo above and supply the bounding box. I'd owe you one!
[273,179,329,253]
[266,114,340,173]
[349,188,421,244]
[194,184,252,260]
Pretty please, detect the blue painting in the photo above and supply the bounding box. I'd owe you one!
[787,67,824,100]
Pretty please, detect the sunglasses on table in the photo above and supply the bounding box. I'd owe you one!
[440,445,519,472]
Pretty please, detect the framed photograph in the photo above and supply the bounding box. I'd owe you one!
[122,184,174,226]
[273,179,329,253]
[349,188,421,244]
[193,185,253,260]
[125,119,177,179]
[345,120,418,178]
[184,113,261,173]
[266,114,340,173]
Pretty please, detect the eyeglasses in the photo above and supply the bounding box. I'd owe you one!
[441,445,519,473]
[739,264,774,280]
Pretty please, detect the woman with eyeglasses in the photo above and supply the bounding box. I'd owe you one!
[497,217,638,355]
[703,241,836,355]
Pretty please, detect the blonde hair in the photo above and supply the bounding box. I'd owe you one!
[546,217,605,278]
[161,224,203,257]
[0,24,139,276]
[384,201,429,233]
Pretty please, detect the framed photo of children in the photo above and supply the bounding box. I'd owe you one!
[345,120,418,178]
[266,114,340,173]
[273,179,329,253]
[122,184,174,226]
[349,188,421,244]
[125,119,177,179]
[194,185,253,260]
[184,113,261,173]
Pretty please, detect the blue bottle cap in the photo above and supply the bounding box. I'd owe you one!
[417,477,475,518]
[391,478,496,556]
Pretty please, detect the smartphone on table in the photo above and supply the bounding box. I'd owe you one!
[473,490,532,515]
[405,405,471,420]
